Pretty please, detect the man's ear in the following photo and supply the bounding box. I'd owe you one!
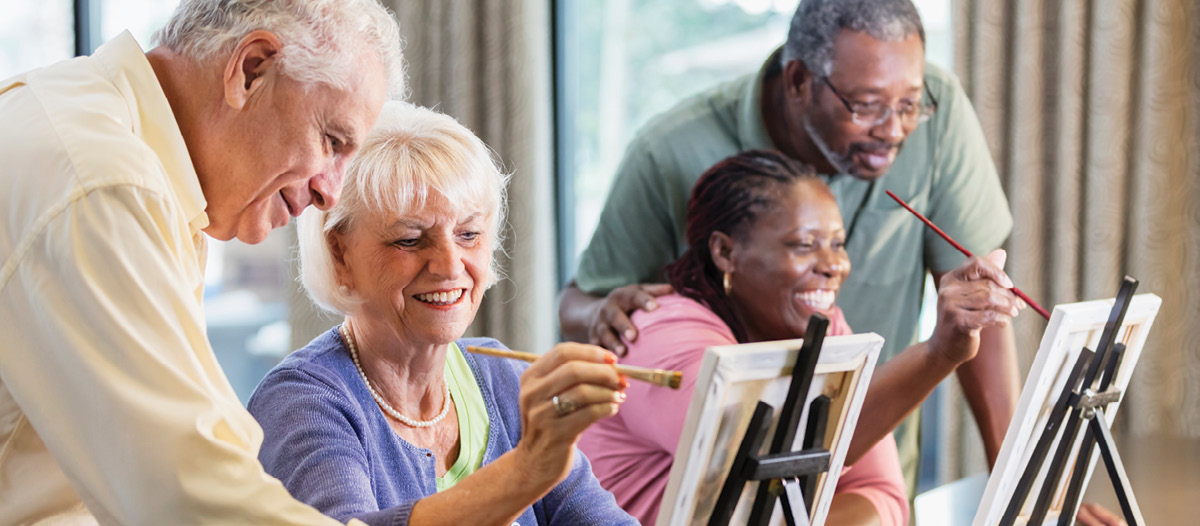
[708,231,737,274]
[782,59,815,107]
[222,30,283,110]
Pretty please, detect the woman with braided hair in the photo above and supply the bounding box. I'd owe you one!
[579,149,1026,525]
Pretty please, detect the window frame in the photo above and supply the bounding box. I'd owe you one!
[551,0,580,290]
[73,0,103,56]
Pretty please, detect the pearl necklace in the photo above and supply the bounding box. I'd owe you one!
[340,324,451,428]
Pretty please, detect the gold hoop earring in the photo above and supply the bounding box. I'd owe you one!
[723,272,732,296]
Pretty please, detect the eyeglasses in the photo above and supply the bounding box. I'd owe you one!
[820,77,938,127]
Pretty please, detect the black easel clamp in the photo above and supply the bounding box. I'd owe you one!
[1073,389,1122,415]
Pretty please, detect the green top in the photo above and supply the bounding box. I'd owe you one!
[435,342,490,491]
[576,49,1013,364]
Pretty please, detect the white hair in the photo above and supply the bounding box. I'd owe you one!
[298,101,511,315]
[153,0,405,98]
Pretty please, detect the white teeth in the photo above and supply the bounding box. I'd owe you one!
[417,289,464,305]
[797,290,836,310]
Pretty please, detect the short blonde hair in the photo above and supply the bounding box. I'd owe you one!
[298,101,510,314]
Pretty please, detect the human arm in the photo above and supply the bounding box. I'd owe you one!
[826,495,882,526]
[845,251,1021,465]
[951,306,1019,469]
[408,343,630,526]
[535,441,640,525]
[0,187,345,524]
[558,280,674,354]
[251,343,630,526]
[828,434,908,526]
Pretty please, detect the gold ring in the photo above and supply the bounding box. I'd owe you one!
[552,395,578,417]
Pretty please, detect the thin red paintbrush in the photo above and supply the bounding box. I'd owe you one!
[885,190,1051,320]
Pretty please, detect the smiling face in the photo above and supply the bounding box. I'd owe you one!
[196,37,388,244]
[332,196,492,349]
[791,29,925,180]
[724,179,851,341]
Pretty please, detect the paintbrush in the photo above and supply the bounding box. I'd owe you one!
[465,345,683,389]
[885,190,1050,320]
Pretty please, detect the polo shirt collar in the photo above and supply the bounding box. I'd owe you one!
[93,31,209,234]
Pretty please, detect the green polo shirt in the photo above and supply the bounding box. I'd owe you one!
[574,50,1012,493]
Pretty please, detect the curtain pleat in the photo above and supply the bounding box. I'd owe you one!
[946,0,1200,481]
[289,1,555,355]
[389,0,556,355]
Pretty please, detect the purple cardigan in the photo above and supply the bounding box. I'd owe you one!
[247,328,636,526]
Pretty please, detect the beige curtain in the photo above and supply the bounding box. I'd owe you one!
[938,0,1200,481]
[289,1,556,355]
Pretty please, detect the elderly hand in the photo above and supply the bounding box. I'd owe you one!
[587,283,673,356]
[929,249,1024,365]
[513,342,627,488]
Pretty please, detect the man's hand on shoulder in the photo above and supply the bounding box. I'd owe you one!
[558,281,673,357]
[587,283,673,356]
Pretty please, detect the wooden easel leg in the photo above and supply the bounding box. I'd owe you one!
[1056,431,1095,526]
[779,477,811,526]
[1001,349,1094,526]
[1090,408,1145,526]
[1058,343,1126,525]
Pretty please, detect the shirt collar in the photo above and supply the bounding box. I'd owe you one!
[737,46,785,151]
[93,31,209,234]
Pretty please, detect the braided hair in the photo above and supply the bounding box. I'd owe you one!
[665,150,821,343]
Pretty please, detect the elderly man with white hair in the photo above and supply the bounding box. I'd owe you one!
[0,0,401,524]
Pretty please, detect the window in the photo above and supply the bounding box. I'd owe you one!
[100,0,181,46]
[1,0,180,81]
[0,1,73,80]
[555,0,792,283]
[555,0,954,283]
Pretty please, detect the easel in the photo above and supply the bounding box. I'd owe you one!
[1000,277,1145,526]
[708,314,832,526]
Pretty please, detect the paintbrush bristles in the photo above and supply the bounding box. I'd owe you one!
[615,367,683,390]
[465,345,683,390]
[664,370,683,389]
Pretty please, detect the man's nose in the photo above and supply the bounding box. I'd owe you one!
[308,165,346,211]
[871,110,906,143]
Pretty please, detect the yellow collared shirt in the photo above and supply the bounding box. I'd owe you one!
[0,32,353,526]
